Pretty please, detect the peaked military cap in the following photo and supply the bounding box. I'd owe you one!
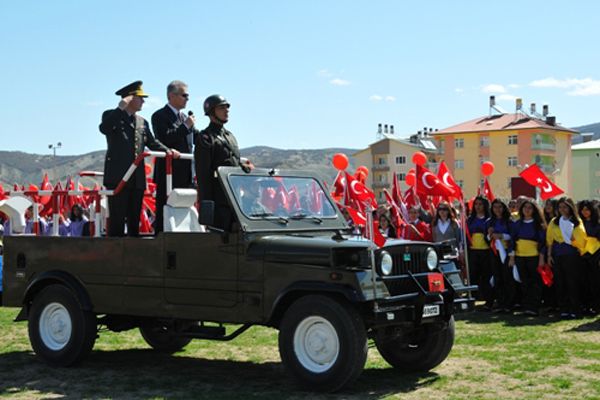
[115,80,149,98]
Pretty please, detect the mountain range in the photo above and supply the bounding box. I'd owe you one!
[0,146,359,189]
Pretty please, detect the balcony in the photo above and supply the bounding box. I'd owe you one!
[539,164,555,174]
[372,165,390,172]
[372,182,390,189]
[531,142,556,151]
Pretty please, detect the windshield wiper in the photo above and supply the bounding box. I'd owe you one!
[289,212,323,224]
[249,212,289,224]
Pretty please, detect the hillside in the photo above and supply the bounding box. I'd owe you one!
[0,147,358,188]
[572,122,600,143]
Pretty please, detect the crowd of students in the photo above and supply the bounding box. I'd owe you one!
[369,196,600,319]
[1,204,91,238]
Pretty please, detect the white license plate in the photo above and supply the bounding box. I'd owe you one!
[422,305,440,318]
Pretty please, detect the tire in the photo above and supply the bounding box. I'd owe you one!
[28,284,97,367]
[375,316,455,372]
[278,295,367,392]
[139,321,192,353]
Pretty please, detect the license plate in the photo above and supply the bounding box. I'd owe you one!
[422,305,440,318]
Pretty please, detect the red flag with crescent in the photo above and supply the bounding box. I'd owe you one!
[416,165,455,198]
[519,164,564,200]
[437,161,463,200]
[483,178,495,202]
[344,172,376,206]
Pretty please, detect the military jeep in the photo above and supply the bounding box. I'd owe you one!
[1,167,475,392]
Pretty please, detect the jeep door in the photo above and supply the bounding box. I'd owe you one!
[163,231,240,312]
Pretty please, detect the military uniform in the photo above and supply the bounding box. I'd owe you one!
[194,122,242,230]
[99,81,169,237]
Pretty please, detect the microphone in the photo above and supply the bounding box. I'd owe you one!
[188,110,194,116]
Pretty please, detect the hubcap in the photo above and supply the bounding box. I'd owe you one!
[293,316,340,373]
[39,302,72,351]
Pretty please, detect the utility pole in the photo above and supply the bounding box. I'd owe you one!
[48,142,62,157]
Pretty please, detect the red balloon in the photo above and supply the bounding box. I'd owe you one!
[405,173,416,186]
[481,161,495,176]
[332,153,349,171]
[412,151,427,166]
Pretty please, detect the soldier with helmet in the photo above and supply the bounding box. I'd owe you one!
[99,80,180,237]
[195,95,252,230]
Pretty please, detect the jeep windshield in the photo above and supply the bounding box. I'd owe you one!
[227,174,338,222]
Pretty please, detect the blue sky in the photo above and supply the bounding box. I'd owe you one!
[1,1,598,155]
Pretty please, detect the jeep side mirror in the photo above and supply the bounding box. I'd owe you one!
[199,200,215,226]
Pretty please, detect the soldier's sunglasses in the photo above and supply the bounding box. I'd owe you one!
[179,93,189,98]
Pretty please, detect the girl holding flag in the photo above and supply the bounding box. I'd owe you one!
[546,197,587,318]
[467,196,493,310]
[486,199,514,312]
[509,199,546,316]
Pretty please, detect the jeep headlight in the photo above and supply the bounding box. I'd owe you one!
[380,251,393,276]
[426,247,438,271]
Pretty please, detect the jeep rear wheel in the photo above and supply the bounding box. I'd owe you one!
[28,284,97,366]
[375,316,455,372]
[139,321,192,353]
[278,295,367,392]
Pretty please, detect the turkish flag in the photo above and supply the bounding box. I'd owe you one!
[392,173,409,220]
[437,161,463,200]
[345,172,376,207]
[483,178,495,202]
[519,164,564,200]
[404,187,418,209]
[416,165,455,198]
[331,171,346,201]
[39,174,52,206]
[0,184,7,201]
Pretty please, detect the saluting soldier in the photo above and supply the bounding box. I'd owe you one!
[195,95,251,230]
[99,80,180,237]
[152,80,199,234]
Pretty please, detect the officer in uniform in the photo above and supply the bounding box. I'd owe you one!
[151,80,199,234]
[195,95,251,230]
[99,80,179,237]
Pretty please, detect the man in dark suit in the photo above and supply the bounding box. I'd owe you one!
[152,80,198,234]
[99,80,179,237]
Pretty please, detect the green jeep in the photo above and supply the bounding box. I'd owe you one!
[1,167,475,392]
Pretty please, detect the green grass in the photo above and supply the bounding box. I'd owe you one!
[0,307,599,399]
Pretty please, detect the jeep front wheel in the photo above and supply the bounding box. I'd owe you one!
[28,284,97,366]
[375,316,455,372]
[278,295,367,392]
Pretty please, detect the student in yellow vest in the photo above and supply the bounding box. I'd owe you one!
[509,199,546,316]
[546,197,587,319]
[578,200,600,314]
[467,196,493,310]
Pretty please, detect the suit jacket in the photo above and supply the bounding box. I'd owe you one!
[99,108,168,190]
[151,105,197,189]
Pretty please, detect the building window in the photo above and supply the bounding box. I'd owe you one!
[378,157,386,165]
[456,180,464,188]
[508,135,518,145]
[438,139,445,154]
[479,156,489,165]
[508,156,518,167]
[455,159,464,169]
[395,156,406,165]
[455,138,464,148]
[398,173,406,181]
[480,136,489,147]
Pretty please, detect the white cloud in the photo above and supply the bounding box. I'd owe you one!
[497,94,517,101]
[454,88,464,93]
[385,96,396,102]
[330,78,350,86]
[317,69,333,78]
[508,83,521,89]
[369,95,383,101]
[529,77,600,96]
[481,83,507,94]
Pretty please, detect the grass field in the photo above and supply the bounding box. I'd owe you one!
[0,307,599,400]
